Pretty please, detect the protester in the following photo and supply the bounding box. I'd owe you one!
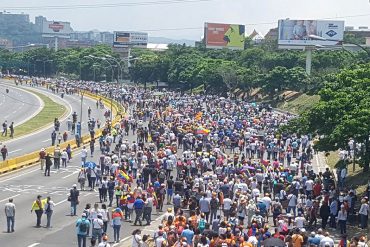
[4,198,16,233]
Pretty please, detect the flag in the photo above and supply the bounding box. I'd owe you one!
[116,170,132,183]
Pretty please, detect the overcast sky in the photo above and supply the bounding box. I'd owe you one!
[2,0,370,39]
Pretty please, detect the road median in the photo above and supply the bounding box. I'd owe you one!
[0,91,124,175]
[0,89,67,142]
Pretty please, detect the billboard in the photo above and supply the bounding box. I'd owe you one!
[278,20,344,47]
[204,22,245,50]
[42,21,73,37]
[113,31,148,48]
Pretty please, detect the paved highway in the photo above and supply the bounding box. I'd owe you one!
[1,82,107,158]
[0,83,42,128]
[0,121,157,247]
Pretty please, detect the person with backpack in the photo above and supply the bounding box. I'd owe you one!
[197,213,207,233]
[76,213,90,247]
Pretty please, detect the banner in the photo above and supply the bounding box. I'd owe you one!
[278,20,344,47]
[204,22,245,50]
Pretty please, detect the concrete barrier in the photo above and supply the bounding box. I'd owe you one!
[0,92,125,175]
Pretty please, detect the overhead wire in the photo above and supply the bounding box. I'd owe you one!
[1,0,217,10]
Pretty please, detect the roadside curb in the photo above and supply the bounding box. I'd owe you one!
[0,90,124,176]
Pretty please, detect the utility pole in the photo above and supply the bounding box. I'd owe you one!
[80,90,85,124]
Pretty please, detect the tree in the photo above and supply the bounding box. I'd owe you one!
[285,64,370,171]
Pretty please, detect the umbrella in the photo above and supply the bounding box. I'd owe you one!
[84,161,96,169]
[262,237,286,247]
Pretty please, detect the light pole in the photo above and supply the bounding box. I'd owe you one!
[84,55,98,81]
[101,58,115,82]
[89,56,115,82]
[104,55,123,82]
[80,90,85,126]
[92,64,112,82]
[43,60,53,78]
[109,90,113,120]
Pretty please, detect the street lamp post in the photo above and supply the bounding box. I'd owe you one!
[80,90,85,126]
[109,90,113,120]
[101,58,114,82]
[89,56,115,82]
[105,55,123,83]
[43,60,53,78]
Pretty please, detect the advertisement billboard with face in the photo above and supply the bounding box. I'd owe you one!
[42,21,73,36]
[278,20,344,47]
[113,31,148,48]
[204,23,245,50]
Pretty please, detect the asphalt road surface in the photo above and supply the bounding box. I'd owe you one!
[0,83,41,128]
[1,82,107,158]
[0,119,157,247]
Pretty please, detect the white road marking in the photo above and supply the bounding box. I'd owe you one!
[0,168,39,183]
[12,111,17,113]
[8,149,22,154]
[113,214,163,246]
[42,139,50,143]
[55,199,67,206]
[27,243,40,247]
[62,170,79,179]
[0,193,21,203]
[84,193,92,197]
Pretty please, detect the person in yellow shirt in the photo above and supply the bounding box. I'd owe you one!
[292,228,304,247]
[31,195,46,228]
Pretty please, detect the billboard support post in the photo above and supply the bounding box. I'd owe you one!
[54,37,58,52]
[305,49,312,75]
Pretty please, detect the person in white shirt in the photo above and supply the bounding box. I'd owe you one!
[358,198,370,229]
[319,232,334,247]
[294,212,306,229]
[4,198,16,232]
[61,150,68,167]
[305,179,314,196]
[287,193,298,217]
[81,146,88,164]
[98,235,111,247]
[222,197,232,220]
[92,213,104,243]
[132,229,143,247]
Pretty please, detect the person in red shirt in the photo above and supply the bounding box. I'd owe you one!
[39,148,46,170]
[313,182,322,197]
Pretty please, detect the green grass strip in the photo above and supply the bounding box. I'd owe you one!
[0,89,67,142]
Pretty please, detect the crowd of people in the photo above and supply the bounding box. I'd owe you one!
[49,81,369,247]
[5,76,369,247]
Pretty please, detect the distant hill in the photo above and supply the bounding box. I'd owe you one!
[149,37,196,46]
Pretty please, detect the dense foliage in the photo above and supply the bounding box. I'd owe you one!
[0,41,368,95]
[282,64,370,171]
